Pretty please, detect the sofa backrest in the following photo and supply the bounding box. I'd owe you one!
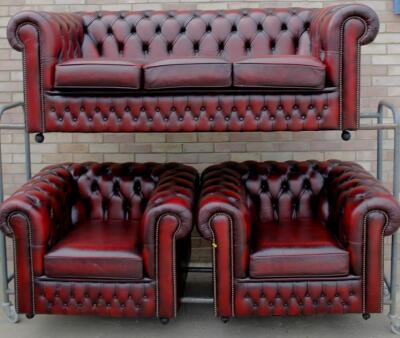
[80,8,315,61]
[242,160,334,223]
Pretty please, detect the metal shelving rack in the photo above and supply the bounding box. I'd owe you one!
[0,101,399,333]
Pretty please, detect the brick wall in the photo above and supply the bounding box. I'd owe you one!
[0,0,399,262]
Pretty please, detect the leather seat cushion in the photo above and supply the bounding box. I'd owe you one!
[45,220,143,279]
[54,58,142,89]
[233,56,326,89]
[144,58,232,89]
[250,219,349,278]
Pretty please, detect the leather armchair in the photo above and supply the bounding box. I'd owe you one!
[7,5,378,134]
[0,162,198,320]
[197,161,400,318]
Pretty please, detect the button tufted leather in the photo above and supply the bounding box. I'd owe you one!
[234,280,362,316]
[0,162,197,318]
[35,280,156,317]
[55,58,142,89]
[233,56,325,89]
[197,160,400,317]
[7,5,378,132]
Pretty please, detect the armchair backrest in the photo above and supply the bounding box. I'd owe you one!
[67,162,159,223]
[242,160,335,223]
[80,8,315,61]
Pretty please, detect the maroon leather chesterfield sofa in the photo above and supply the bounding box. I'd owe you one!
[7,4,378,138]
[198,160,400,320]
[0,162,197,322]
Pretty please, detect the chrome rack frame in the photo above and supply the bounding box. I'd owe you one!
[0,101,398,332]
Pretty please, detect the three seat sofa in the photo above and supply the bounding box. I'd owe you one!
[7,4,378,135]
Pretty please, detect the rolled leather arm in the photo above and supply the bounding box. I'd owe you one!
[141,163,198,242]
[7,10,83,55]
[311,4,379,52]
[197,163,251,242]
[0,164,75,243]
[327,161,400,238]
[310,4,379,129]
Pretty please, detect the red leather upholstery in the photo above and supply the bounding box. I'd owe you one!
[44,220,143,279]
[233,56,325,89]
[144,58,232,89]
[197,161,400,318]
[0,162,197,318]
[55,58,142,89]
[250,219,349,278]
[7,5,378,133]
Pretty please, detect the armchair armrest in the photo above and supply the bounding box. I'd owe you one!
[7,11,84,131]
[141,163,197,318]
[328,161,400,238]
[0,164,75,252]
[142,163,198,242]
[310,4,379,129]
[197,162,252,278]
[327,161,400,312]
[0,164,75,314]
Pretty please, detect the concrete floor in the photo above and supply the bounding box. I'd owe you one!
[0,271,399,338]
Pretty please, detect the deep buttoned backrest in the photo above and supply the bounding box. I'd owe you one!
[66,162,159,223]
[242,160,335,223]
[80,8,315,61]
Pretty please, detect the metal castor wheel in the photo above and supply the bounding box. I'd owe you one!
[221,316,230,323]
[362,313,371,320]
[25,313,35,319]
[159,317,169,325]
[35,133,44,143]
[341,130,351,141]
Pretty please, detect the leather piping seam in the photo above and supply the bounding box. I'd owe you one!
[6,211,35,315]
[208,212,235,317]
[155,212,181,318]
[361,210,389,314]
